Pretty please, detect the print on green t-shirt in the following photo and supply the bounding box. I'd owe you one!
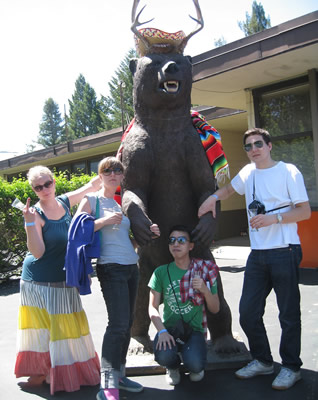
[148,261,217,333]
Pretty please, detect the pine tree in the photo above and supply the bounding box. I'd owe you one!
[99,95,115,131]
[68,74,103,138]
[100,48,137,130]
[214,36,227,47]
[37,98,65,147]
[238,1,271,37]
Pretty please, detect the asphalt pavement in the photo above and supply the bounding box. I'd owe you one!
[1,236,317,400]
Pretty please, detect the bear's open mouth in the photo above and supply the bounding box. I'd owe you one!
[161,81,179,93]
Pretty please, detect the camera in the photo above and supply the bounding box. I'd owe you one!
[248,199,266,215]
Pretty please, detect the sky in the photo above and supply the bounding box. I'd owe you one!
[0,0,317,159]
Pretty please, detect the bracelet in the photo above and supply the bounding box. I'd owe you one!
[158,328,167,336]
[211,194,219,200]
[25,222,35,227]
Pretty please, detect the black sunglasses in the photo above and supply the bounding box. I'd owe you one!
[33,180,53,192]
[168,236,189,245]
[243,140,264,152]
[102,167,123,176]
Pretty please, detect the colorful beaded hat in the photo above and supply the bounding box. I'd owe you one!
[131,0,204,57]
[134,28,186,57]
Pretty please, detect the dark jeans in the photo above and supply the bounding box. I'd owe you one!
[239,245,302,371]
[154,331,207,373]
[97,263,139,376]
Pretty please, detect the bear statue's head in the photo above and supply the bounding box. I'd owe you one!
[130,53,193,113]
[129,1,204,117]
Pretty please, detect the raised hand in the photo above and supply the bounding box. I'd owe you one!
[23,198,36,224]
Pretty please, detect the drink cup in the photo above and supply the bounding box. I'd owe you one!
[248,208,258,232]
[112,207,121,230]
[12,198,25,211]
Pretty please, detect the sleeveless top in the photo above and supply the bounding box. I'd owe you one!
[86,192,139,265]
[21,195,72,282]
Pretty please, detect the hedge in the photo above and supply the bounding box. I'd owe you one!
[0,172,95,282]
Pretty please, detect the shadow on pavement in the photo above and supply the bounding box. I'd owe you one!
[16,381,100,400]
[124,365,318,400]
[14,364,318,400]
[220,266,318,285]
[219,266,246,273]
[0,279,19,296]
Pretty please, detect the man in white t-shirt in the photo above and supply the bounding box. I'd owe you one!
[198,128,311,391]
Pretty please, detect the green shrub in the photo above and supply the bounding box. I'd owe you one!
[0,172,95,282]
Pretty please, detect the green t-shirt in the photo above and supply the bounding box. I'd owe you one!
[148,261,217,333]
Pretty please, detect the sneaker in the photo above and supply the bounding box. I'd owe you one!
[96,388,119,400]
[235,360,274,379]
[166,368,180,385]
[272,367,301,390]
[189,370,205,382]
[118,377,143,392]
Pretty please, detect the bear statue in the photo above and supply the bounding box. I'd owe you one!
[120,0,240,353]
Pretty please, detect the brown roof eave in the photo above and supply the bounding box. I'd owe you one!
[0,127,123,171]
[192,11,318,82]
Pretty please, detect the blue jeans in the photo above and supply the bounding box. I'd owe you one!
[154,330,206,373]
[239,245,302,371]
[96,263,139,385]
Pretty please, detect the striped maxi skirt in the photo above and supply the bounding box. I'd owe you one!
[14,280,100,395]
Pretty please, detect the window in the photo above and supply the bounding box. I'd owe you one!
[55,165,71,176]
[254,77,317,207]
[72,162,86,175]
[89,159,101,174]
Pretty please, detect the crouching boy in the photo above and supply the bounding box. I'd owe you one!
[148,225,220,385]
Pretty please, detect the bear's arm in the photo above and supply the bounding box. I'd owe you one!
[185,131,218,206]
[121,135,154,245]
[184,130,220,245]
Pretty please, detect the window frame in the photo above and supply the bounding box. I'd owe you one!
[253,75,317,209]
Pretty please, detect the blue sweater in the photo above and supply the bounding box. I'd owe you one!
[64,212,100,295]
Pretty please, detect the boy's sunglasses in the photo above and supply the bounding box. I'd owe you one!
[102,167,123,176]
[168,236,189,245]
[243,140,264,152]
[33,180,53,192]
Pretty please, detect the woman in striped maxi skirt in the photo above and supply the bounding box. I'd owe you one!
[14,166,101,395]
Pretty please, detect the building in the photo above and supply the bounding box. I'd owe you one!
[1,11,317,266]
[191,11,318,267]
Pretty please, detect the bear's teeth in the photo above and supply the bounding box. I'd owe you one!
[163,81,179,93]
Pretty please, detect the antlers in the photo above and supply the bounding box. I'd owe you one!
[180,0,204,51]
[131,0,154,55]
[131,0,204,55]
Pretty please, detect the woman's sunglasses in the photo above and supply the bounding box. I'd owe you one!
[243,140,264,152]
[33,180,53,192]
[168,236,189,245]
[102,167,123,176]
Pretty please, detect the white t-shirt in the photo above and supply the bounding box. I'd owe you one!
[231,161,309,250]
[86,192,139,265]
